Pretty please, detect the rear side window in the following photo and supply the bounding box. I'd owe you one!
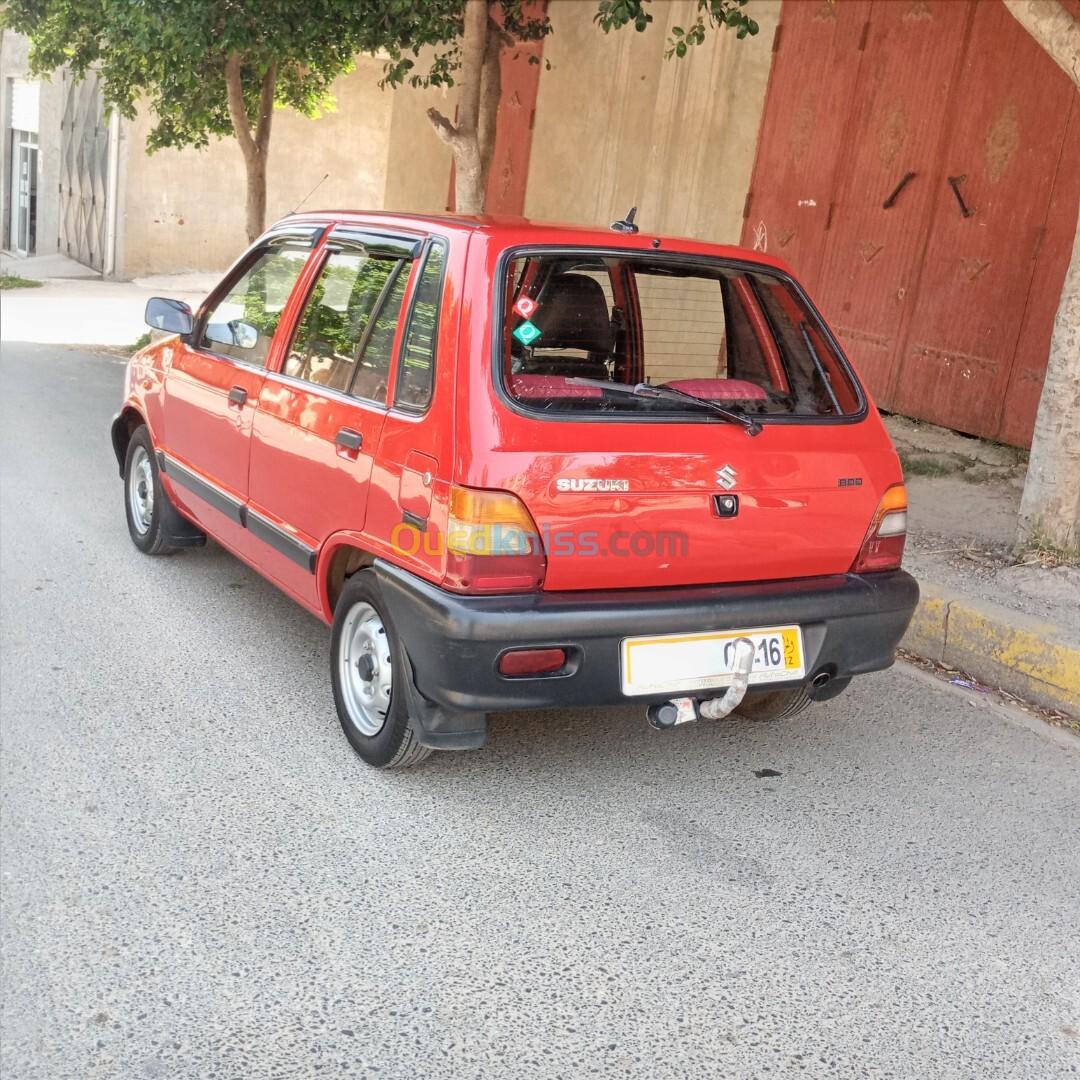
[394,241,446,411]
[283,250,408,402]
[201,245,310,366]
[500,252,862,421]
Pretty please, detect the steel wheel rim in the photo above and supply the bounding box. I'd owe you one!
[338,601,392,738]
[128,445,154,535]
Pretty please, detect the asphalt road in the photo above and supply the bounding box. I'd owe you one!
[2,342,1078,1080]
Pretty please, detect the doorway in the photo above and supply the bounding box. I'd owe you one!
[9,129,39,256]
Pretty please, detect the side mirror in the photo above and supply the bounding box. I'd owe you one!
[145,297,194,336]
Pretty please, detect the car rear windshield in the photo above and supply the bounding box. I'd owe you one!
[499,251,862,420]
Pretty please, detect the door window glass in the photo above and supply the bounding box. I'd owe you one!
[394,241,447,411]
[283,250,408,401]
[201,245,310,366]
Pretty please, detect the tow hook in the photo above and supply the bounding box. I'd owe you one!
[646,637,756,731]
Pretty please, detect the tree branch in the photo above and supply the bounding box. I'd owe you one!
[224,53,257,164]
[426,106,466,150]
[255,62,277,154]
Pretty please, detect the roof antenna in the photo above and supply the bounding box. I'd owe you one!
[291,172,330,215]
[610,206,639,234]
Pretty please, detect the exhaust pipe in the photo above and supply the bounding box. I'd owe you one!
[646,637,756,730]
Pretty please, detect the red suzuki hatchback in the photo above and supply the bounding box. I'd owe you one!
[112,211,917,768]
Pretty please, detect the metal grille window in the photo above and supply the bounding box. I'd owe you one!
[59,70,110,270]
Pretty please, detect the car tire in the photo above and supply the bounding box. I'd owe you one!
[735,685,813,722]
[123,425,180,555]
[330,570,433,769]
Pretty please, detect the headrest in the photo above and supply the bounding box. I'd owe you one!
[529,274,614,354]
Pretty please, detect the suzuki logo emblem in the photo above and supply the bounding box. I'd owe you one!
[716,465,738,490]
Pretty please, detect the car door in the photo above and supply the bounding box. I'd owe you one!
[160,228,319,550]
[245,227,422,608]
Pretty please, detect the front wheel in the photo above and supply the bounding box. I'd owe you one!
[123,426,179,555]
[330,571,432,769]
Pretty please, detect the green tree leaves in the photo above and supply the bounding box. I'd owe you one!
[595,0,759,54]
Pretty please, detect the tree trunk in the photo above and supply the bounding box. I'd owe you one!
[476,15,504,200]
[225,55,276,242]
[427,0,505,215]
[1017,211,1080,552]
[244,152,268,246]
[1003,1,1080,552]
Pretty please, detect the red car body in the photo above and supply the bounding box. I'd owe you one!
[112,212,917,765]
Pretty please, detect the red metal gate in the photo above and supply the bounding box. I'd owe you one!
[741,0,1080,447]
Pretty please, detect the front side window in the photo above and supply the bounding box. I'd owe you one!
[201,245,310,366]
[283,250,408,401]
[501,251,862,420]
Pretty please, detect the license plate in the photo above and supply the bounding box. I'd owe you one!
[621,625,804,697]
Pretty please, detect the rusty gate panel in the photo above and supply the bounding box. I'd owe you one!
[739,0,871,290]
[888,0,1077,439]
[813,0,973,407]
[997,98,1080,448]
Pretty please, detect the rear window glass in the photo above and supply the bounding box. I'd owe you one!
[500,252,862,420]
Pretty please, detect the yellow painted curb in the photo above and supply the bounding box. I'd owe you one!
[901,580,1080,716]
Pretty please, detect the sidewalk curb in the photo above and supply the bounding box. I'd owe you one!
[902,581,1080,716]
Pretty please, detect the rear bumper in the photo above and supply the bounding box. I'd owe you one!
[376,560,919,716]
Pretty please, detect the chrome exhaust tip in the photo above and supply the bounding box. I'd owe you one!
[646,701,680,731]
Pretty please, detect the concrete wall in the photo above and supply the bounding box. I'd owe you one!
[0,32,63,259]
[112,0,780,276]
[524,0,780,244]
[383,73,455,215]
[116,55,452,278]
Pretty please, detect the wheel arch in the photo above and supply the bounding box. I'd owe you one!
[110,405,148,477]
[318,538,377,622]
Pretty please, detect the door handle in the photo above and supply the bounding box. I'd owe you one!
[947,174,976,218]
[336,428,363,452]
[228,386,248,406]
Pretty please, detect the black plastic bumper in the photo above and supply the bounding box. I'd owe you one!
[376,560,919,739]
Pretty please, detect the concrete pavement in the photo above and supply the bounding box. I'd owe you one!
[1,258,219,347]
[1,342,1079,1079]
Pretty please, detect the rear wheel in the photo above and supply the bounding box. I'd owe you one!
[123,426,179,555]
[735,686,813,722]
[330,570,432,769]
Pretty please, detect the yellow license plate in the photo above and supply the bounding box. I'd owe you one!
[621,625,804,697]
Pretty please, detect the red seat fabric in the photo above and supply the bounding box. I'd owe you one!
[662,378,767,401]
[510,374,604,399]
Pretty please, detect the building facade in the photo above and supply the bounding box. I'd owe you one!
[2,0,1077,448]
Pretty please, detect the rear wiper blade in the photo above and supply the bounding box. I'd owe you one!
[566,378,762,436]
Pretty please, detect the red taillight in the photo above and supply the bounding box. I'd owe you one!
[443,485,546,594]
[498,648,567,676]
[852,483,908,573]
